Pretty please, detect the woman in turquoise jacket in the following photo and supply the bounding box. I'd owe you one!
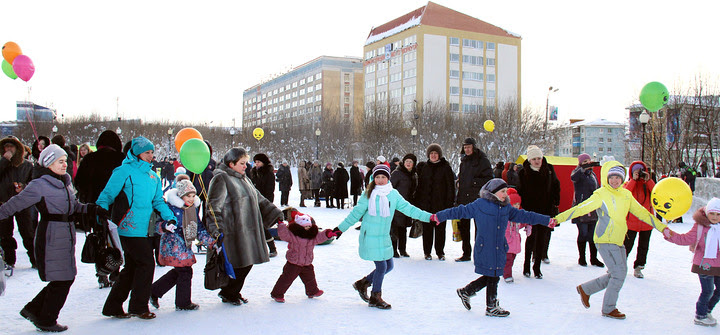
[333,164,432,310]
[96,136,177,320]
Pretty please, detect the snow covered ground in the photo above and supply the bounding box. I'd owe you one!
[0,168,716,334]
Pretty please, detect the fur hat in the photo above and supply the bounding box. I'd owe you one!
[706,198,720,214]
[372,164,391,179]
[578,153,591,164]
[402,153,417,167]
[294,213,312,227]
[38,144,67,168]
[337,162,344,168]
[175,179,197,198]
[526,145,543,160]
[463,137,477,147]
[253,153,270,165]
[607,166,626,181]
[426,143,443,158]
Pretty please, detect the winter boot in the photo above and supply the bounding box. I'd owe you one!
[353,277,371,302]
[589,243,604,267]
[98,275,112,289]
[695,315,718,327]
[268,239,278,258]
[633,266,644,279]
[602,309,626,319]
[368,291,391,309]
[456,288,474,310]
[150,295,159,309]
[577,285,590,308]
[34,322,69,332]
[485,300,510,317]
[176,303,200,311]
[590,258,605,267]
[578,242,587,266]
[522,262,531,277]
[299,199,306,207]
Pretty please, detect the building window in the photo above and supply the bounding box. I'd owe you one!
[450,86,460,95]
[404,51,416,63]
[292,92,298,98]
[366,64,375,73]
[462,39,482,49]
[403,85,416,96]
[390,56,401,67]
[599,138,604,144]
[299,88,305,95]
[487,58,495,67]
[378,62,388,71]
[462,71,483,81]
[599,147,604,152]
[344,73,350,82]
[300,79,305,85]
[449,103,460,112]
[450,37,459,46]
[607,147,612,152]
[607,138,612,143]
[308,75,314,83]
[404,35,417,46]
[607,128,613,133]
[450,70,460,79]
[390,72,402,82]
[344,97,350,103]
[292,82,297,88]
[344,86,350,93]
[307,86,314,93]
[487,42,495,50]
[463,55,483,66]
[403,68,416,78]
[393,41,401,50]
[315,84,321,90]
[377,76,387,85]
[315,73,322,80]
[365,80,375,88]
[487,90,496,98]
[450,53,460,62]
[390,89,401,99]
[487,74,495,82]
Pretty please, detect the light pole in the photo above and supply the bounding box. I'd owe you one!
[51,125,58,137]
[639,111,650,162]
[544,86,559,139]
[229,127,236,147]
[167,128,173,157]
[315,128,321,161]
[411,126,417,153]
[116,127,122,137]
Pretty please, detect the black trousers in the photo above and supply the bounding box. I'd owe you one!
[458,218,472,258]
[219,265,253,300]
[463,275,499,306]
[0,207,36,266]
[102,237,155,315]
[576,221,599,261]
[422,221,446,257]
[353,195,359,206]
[312,189,321,205]
[280,191,289,206]
[24,279,74,326]
[335,198,345,209]
[524,224,551,274]
[152,267,193,307]
[391,224,408,254]
[624,229,652,269]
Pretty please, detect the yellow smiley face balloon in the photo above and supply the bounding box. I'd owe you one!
[483,120,495,132]
[253,127,264,140]
[651,177,692,220]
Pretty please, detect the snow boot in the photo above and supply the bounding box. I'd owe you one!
[590,258,605,267]
[456,288,474,310]
[485,300,510,317]
[633,266,644,278]
[353,277,371,302]
[34,322,69,332]
[150,295,159,309]
[98,275,112,289]
[578,242,587,266]
[299,200,306,207]
[368,291,391,309]
[176,303,200,311]
[695,315,718,327]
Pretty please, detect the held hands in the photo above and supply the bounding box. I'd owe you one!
[662,227,673,239]
[325,229,337,238]
[331,227,342,239]
[430,214,440,226]
[548,218,558,228]
[88,204,110,220]
[164,220,178,233]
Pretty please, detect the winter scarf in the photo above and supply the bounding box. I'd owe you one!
[368,182,393,217]
[705,224,720,259]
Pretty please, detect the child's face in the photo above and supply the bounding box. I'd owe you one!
[182,193,196,207]
[708,211,720,224]
[374,174,389,186]
[512,202,520,209]
[608,175,623,189]
[494,188,508,202]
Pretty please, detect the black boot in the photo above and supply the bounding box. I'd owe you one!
[268,239,278,258]
[353,277,371,302]
[523,262,531,277]
[299,199,306,207]
[368,291,391,309]
[578,242,587,266]
[589,242,605,267]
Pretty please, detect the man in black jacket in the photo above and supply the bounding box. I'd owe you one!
[249,153,277,256]
[0,136,34,271]
[454,138,493,262]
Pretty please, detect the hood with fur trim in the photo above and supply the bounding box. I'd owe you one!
[164,188,201,209]
[693,207,713,228]
[0,137,26,167]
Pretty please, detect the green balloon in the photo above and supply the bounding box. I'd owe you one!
[179,138,210,174]
[639,81,669,112]
[2,59,17,79]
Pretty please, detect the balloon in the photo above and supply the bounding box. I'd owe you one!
[483,120,495,132]
[2,42,22,65]
[179,138,210,174]
[12,55,34,82]
[174,127,203,152]
[253,127,264,140]
[651,177,692,220]
[2,60,17,79]
[639,81,669,112]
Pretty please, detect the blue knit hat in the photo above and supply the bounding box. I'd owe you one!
[131,136,155,156]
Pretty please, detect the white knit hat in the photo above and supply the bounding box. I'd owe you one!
[526,145,543,160]
[706,198,720,214]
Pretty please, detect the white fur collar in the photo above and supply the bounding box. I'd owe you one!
[164,188,200,208]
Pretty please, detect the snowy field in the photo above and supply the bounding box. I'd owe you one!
[0,168,716,334]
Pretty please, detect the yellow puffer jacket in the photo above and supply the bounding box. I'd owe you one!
[555,161,667,246]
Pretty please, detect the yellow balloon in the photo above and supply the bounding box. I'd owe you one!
[651,177,692,220]
[483,120,495,132]
[253,127,264,140]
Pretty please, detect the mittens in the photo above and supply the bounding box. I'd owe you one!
[163,220,177,233]
[331,227,342,239]
[548,219,558,228]
[430,214,440,225]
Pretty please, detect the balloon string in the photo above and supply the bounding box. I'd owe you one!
[196,174,220,232]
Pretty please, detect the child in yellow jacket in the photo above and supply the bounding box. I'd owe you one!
[555,161,667,320]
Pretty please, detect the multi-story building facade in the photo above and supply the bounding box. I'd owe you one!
[242,56,363,132]
[555,119,626,164]
[363,1,521,118]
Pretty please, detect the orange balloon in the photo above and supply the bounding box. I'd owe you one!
[174,128,203,152]
[2,42,22,65]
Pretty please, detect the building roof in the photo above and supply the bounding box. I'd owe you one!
[569,119,625,127]
[365,1,521,45]
[626,95,720,110]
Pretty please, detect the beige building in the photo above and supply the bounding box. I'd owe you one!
[363,1,521,117]
[242,56,364,132]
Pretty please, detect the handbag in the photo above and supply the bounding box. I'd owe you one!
[80,232,103,264]
[409,219,423,238]
[204,246,230,290]
[95,218,124,276]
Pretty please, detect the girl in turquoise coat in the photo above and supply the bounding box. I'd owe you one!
[333,164,432,309]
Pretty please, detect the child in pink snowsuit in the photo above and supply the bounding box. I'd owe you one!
[503,190,531,283]
[270,211,335,303]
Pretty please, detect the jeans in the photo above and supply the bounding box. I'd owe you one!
[697,274,720,317]
[366,259,394,292]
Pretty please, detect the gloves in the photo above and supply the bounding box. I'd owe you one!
[662,227,672,238]
[331,227,342,239]
[430,214,440,226]
[548,218,558,228]
[163,220,177,233]
[325,229,337,238]
[88,203,111,220]
[525,225,532,236]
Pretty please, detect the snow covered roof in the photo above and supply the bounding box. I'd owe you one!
[570,119,625,127]
[626,95,720,110]
[365,1,520,46]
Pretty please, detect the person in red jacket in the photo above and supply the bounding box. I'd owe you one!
[623,161,655,279]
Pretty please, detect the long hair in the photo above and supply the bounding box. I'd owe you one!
[365,180,376,198]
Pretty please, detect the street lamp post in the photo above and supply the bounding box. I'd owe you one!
[315,128,321,161]
[116,127,122,137]
[229,127,236,147]
[51,125,58,137]
[411,126,417,153]
[639,111,650,162]
[167,128,173,157]
[544,86,559,139]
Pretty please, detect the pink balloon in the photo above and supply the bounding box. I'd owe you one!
[12,55,34,82]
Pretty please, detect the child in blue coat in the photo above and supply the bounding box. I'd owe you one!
[433,179,556,316]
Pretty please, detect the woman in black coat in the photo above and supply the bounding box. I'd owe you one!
[415,144,455,261]
[349,161,364,206]
[321,163,335,208]
[248,153,277,256]
[333,162,349,209]
[390,153,417,258]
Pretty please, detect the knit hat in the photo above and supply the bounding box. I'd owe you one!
[38,144,67,168]
[294,213,313,227]
[174,167,187,176]
[326,162,332,168]
[578,153,591,164]
[253,153,270,165]
[175,179,197,197]
[631,164,645,174]
[175,173,190,183]
[372,164,391,179]
[426,143,443,158]
[526,145,543,160]
[706,198,720,214]
[607,166,626,181]
[131,136,155,156]
[402,153,417,167]
[485,178,509,195]
[376,155,387,163]
[509,193,522,207]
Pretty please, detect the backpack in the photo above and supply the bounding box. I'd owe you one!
[690,225,704,252]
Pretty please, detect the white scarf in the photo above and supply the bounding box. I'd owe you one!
[368,182,393,217]
[704,224,720,259]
